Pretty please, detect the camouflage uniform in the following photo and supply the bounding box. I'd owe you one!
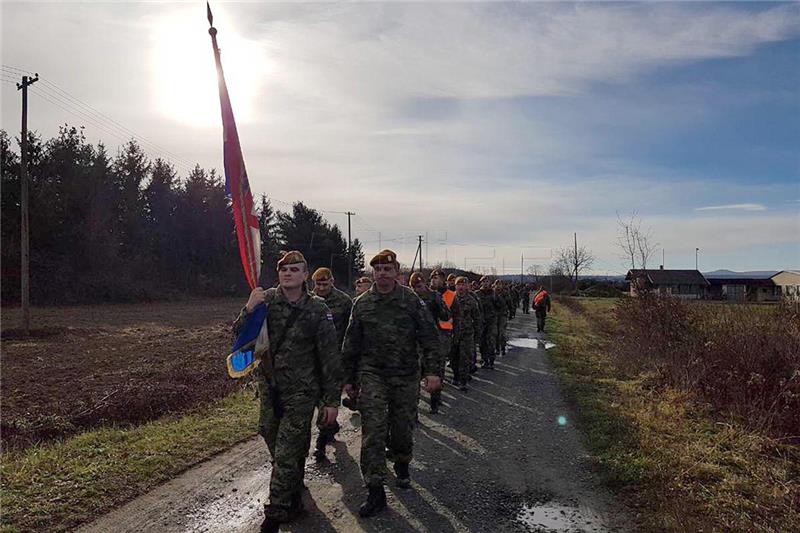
[416,289,450,377]
[233,288,342,522]
[478,287,499,366]
[521,287,531,314]
[342,283,441,487]
[496,289,509,355]
[453,292,481,385]
[469,290,483,370]
[313,286,352,448]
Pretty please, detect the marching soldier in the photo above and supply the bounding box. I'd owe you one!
[452,276,481,391]
[410,272,450,413]
[342,250,442,517]
[430,269,460,397]
[533,284,553,333]
[521,284,531,314]
[310,267,353,461]
[355,276,372,297]
[494,280,509,356]
[233,251,341,533]
[477,276,499,369]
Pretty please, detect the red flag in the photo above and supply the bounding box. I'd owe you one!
[208,4,261,289]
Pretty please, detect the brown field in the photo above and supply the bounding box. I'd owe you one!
[1,298,246,449]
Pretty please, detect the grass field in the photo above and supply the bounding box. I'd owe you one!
[549,297,800,532]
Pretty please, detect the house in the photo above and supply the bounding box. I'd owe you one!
[707,270,800,302]
[625,268,709,299]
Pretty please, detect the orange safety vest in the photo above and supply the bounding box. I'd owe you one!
[533,290,549,307]
[439,289,456,330]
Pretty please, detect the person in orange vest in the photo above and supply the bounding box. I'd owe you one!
[533,285,552,333]
[431,269,461,387]
[411,272,451,413]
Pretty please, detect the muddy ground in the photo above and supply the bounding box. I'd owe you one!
[80,311,629,532]
[1,298,244,448]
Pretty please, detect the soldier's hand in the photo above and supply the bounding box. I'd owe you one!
[321,406,338,426]
[422,375,442,393]
[344,383,359,400]
[245,287,266,312]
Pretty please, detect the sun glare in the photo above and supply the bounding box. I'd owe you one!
[150,9,267,128]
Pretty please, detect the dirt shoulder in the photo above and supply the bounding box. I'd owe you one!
[79,312,628,532]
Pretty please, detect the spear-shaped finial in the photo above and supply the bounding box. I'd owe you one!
[207,1,214,28]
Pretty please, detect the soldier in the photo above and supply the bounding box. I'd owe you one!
[310,267,353,461]
[452,276,481,391]
[477,276,498,369]
[355,276,372,297]
[468,279,484,376]
[430,269,460,396]
[410,272,450,413]
[233,251,341,533]
[521,284,531,314]
[509,284,519,319]
[494,280,509,356]
[446,273,457,292]
[342,250,442,517]
[533,284,552,333]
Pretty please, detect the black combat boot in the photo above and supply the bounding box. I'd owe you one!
[260,517,280,533]
[359,484,387,517]
[394,461,411,488]
[289,491,304,518]
[459,380,468,392]
[430,393,440,414]
[313,434,327,461]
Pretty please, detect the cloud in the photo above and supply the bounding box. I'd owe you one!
[695,203,767,211]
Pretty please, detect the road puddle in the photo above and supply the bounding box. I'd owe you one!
[516,500,606,531]
[508,338,556,350]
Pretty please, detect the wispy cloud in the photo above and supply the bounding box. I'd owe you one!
[695,203,767,212]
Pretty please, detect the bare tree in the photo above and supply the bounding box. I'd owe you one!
[616,211,658,271]
[553,243,595,292]
[526,264,542,283]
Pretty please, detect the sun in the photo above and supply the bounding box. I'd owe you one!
[150,8,267,128]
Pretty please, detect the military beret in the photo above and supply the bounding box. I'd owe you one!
[277,250,307,269]
[455,276,469,284]
[430,269,444,278]
[370,249,398,267]
[311,267,333,281]
[480,276,491,283]
[356,276,372,284]
[446,273,457,282]
[409,272,426,286]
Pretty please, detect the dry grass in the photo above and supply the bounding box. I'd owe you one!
[548,298,800,532]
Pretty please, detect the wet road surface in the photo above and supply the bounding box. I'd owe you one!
[80,311,627,532]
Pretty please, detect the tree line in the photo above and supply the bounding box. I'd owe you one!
[1,126,364,304]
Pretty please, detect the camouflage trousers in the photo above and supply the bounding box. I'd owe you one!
[257,378,316,521]
[496,315,508,353]
[359,372,419,487]
[452,330,474,384]
[480,321,497,363]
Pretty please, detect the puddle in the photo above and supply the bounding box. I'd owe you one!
[516,501,606,532]
[508,338,556,350]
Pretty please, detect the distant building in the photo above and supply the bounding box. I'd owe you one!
[707,271,800,302]
[625,268,709,299]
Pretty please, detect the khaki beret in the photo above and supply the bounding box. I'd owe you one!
[455,276,469,284]
[409,272,425,286]
[356,276,372,284]
[446,273,457,282]
[480,276,491,283]
[430,269,444,278]
[370,249,397,267]
[277,250,307,269]
[311,267,333,281]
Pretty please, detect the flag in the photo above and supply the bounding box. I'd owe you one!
[208,3,260,290]
[208,3,266,378]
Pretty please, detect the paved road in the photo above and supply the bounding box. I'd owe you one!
[81,311,626,532]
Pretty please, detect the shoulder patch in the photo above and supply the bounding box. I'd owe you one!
[326,312,334,321]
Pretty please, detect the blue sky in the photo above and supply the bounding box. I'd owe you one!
[2,1,798,274]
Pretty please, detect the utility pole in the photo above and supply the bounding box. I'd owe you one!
[346,211,355,289]
[662,248,665,269]
[520,253,524,284]
[695,247,700,271]
[18,73,38,336]
[574,232,579,292]
[418,235,423,272]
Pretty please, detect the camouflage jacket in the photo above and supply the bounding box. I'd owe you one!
[456,292,481,336]
[233,288,342,407]
[342,282,442,382]
[315,286,353,347]
[478,288,499,322]
[417,290,450,326]
[469,291,484,330]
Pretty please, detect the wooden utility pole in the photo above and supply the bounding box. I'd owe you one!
[418,235,423,272]
[17,73,38,336]
[346,211,355,289]
[574,232,579,292]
